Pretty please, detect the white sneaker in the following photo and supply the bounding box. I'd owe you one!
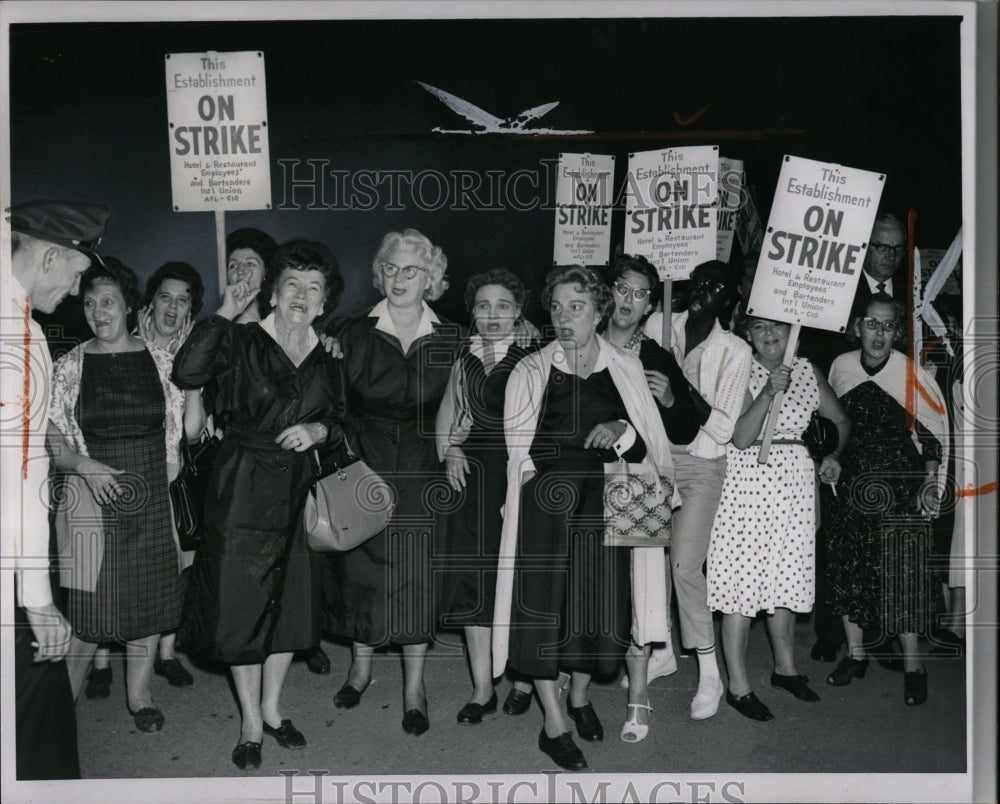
[620,645,678,689]
[690,676,724,720]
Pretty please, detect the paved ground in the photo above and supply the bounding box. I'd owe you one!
[71,616,967,788]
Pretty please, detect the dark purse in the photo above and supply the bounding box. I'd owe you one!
[169,433,222,551]
[802,410,838,461]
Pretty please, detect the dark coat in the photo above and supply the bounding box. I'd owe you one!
[172,314,345,664]
[321,308,464,645]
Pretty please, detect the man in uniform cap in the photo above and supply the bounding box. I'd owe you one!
[3,199,110,779]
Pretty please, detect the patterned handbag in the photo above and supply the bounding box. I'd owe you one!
[602,461,673,549]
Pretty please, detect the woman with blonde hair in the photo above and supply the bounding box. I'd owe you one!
[323,229,463,736]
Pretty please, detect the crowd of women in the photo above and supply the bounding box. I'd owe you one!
[47,226,957,772]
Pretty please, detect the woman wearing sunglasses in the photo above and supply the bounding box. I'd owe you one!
[821,293,948,705]
[322,229,463,736]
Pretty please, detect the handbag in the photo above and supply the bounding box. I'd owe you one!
[53,473,105,592]
[802,410,838,461]
[304,443,395,552]
[602,461,673,549]
[448,354,474,446]
[169,432,222,551]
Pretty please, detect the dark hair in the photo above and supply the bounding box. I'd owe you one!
[464,268,526,313]
[610,254,662,310]
[541,265,614,322]
[144,261,205,315]
[691,259,740,330]
[81,256,143,332]
[262,239,344,313]
[226,227,277,263]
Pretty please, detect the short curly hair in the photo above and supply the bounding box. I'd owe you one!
[541,265,614,322]
[371,229,449,302]
[262,239,344,312]
[144,261,205,316]
[463,268,526,314]
[226,227,277,264]
[81,256,143,332]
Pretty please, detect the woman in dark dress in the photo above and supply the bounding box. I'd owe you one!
[822,294,948,706]
[492,266,674,770]
[49,259,198,732]
[323,228,463,737]
[434,268,537,725]
[173,240,345,769]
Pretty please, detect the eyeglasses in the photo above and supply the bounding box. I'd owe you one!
[612,281,651,302]
[862,317,900,333]
[691,278,727,294]
[381,262,425,279]
[868,242,905,256]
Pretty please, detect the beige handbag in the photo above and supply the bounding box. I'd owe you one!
[304,447,395,552]
[602,461,673,549]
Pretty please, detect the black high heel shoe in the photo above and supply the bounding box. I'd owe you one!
[826,656,869,686]
[904,669,928,706]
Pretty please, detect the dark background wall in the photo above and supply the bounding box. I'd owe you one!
[10,15,963,329]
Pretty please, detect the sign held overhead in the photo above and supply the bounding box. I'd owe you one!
[747,155,885,332]
[165,50,272,211]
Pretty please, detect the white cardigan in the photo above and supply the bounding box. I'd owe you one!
[491,336,678,677]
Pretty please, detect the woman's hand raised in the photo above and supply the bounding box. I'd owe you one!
[217,279,260,321]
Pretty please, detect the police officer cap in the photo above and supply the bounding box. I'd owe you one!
[7,200,110,263]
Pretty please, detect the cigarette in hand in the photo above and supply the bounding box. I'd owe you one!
[826,480,837,497]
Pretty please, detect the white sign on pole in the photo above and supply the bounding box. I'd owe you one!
[553,153,614,266]
[165,51,271,211]
[716,156,744,263]
[747,155,885,332]
[624,145,719,280]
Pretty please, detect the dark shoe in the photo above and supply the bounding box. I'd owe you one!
[876,656,904,673]
[810,640,839,662]
[334,680,368,709]
[503,688,532,715]
[263,718,307,749]
[904,669,928,706]
[566,701,604,741]
[725,690,774,721]
[231,740,262,771]
[770,672,821,702]
[457,692,498,725]
[402,709,430,736]
[538,729,587,771]
[85,666,112,699]
[129,706,165,732]
[154,657,194,687]
[827,657,869,686]
[304,646,331,675]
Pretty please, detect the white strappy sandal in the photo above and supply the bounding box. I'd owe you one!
[620,702,652,743]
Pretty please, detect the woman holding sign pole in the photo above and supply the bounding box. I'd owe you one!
[642,259,751,720]
[707,315,850,720]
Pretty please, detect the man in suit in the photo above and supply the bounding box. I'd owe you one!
[849,211,911,334]
[3,199,110,779]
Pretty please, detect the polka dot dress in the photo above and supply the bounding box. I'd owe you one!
[707,357,819,617]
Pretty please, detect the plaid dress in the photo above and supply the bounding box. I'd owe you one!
[66,350,181,642]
